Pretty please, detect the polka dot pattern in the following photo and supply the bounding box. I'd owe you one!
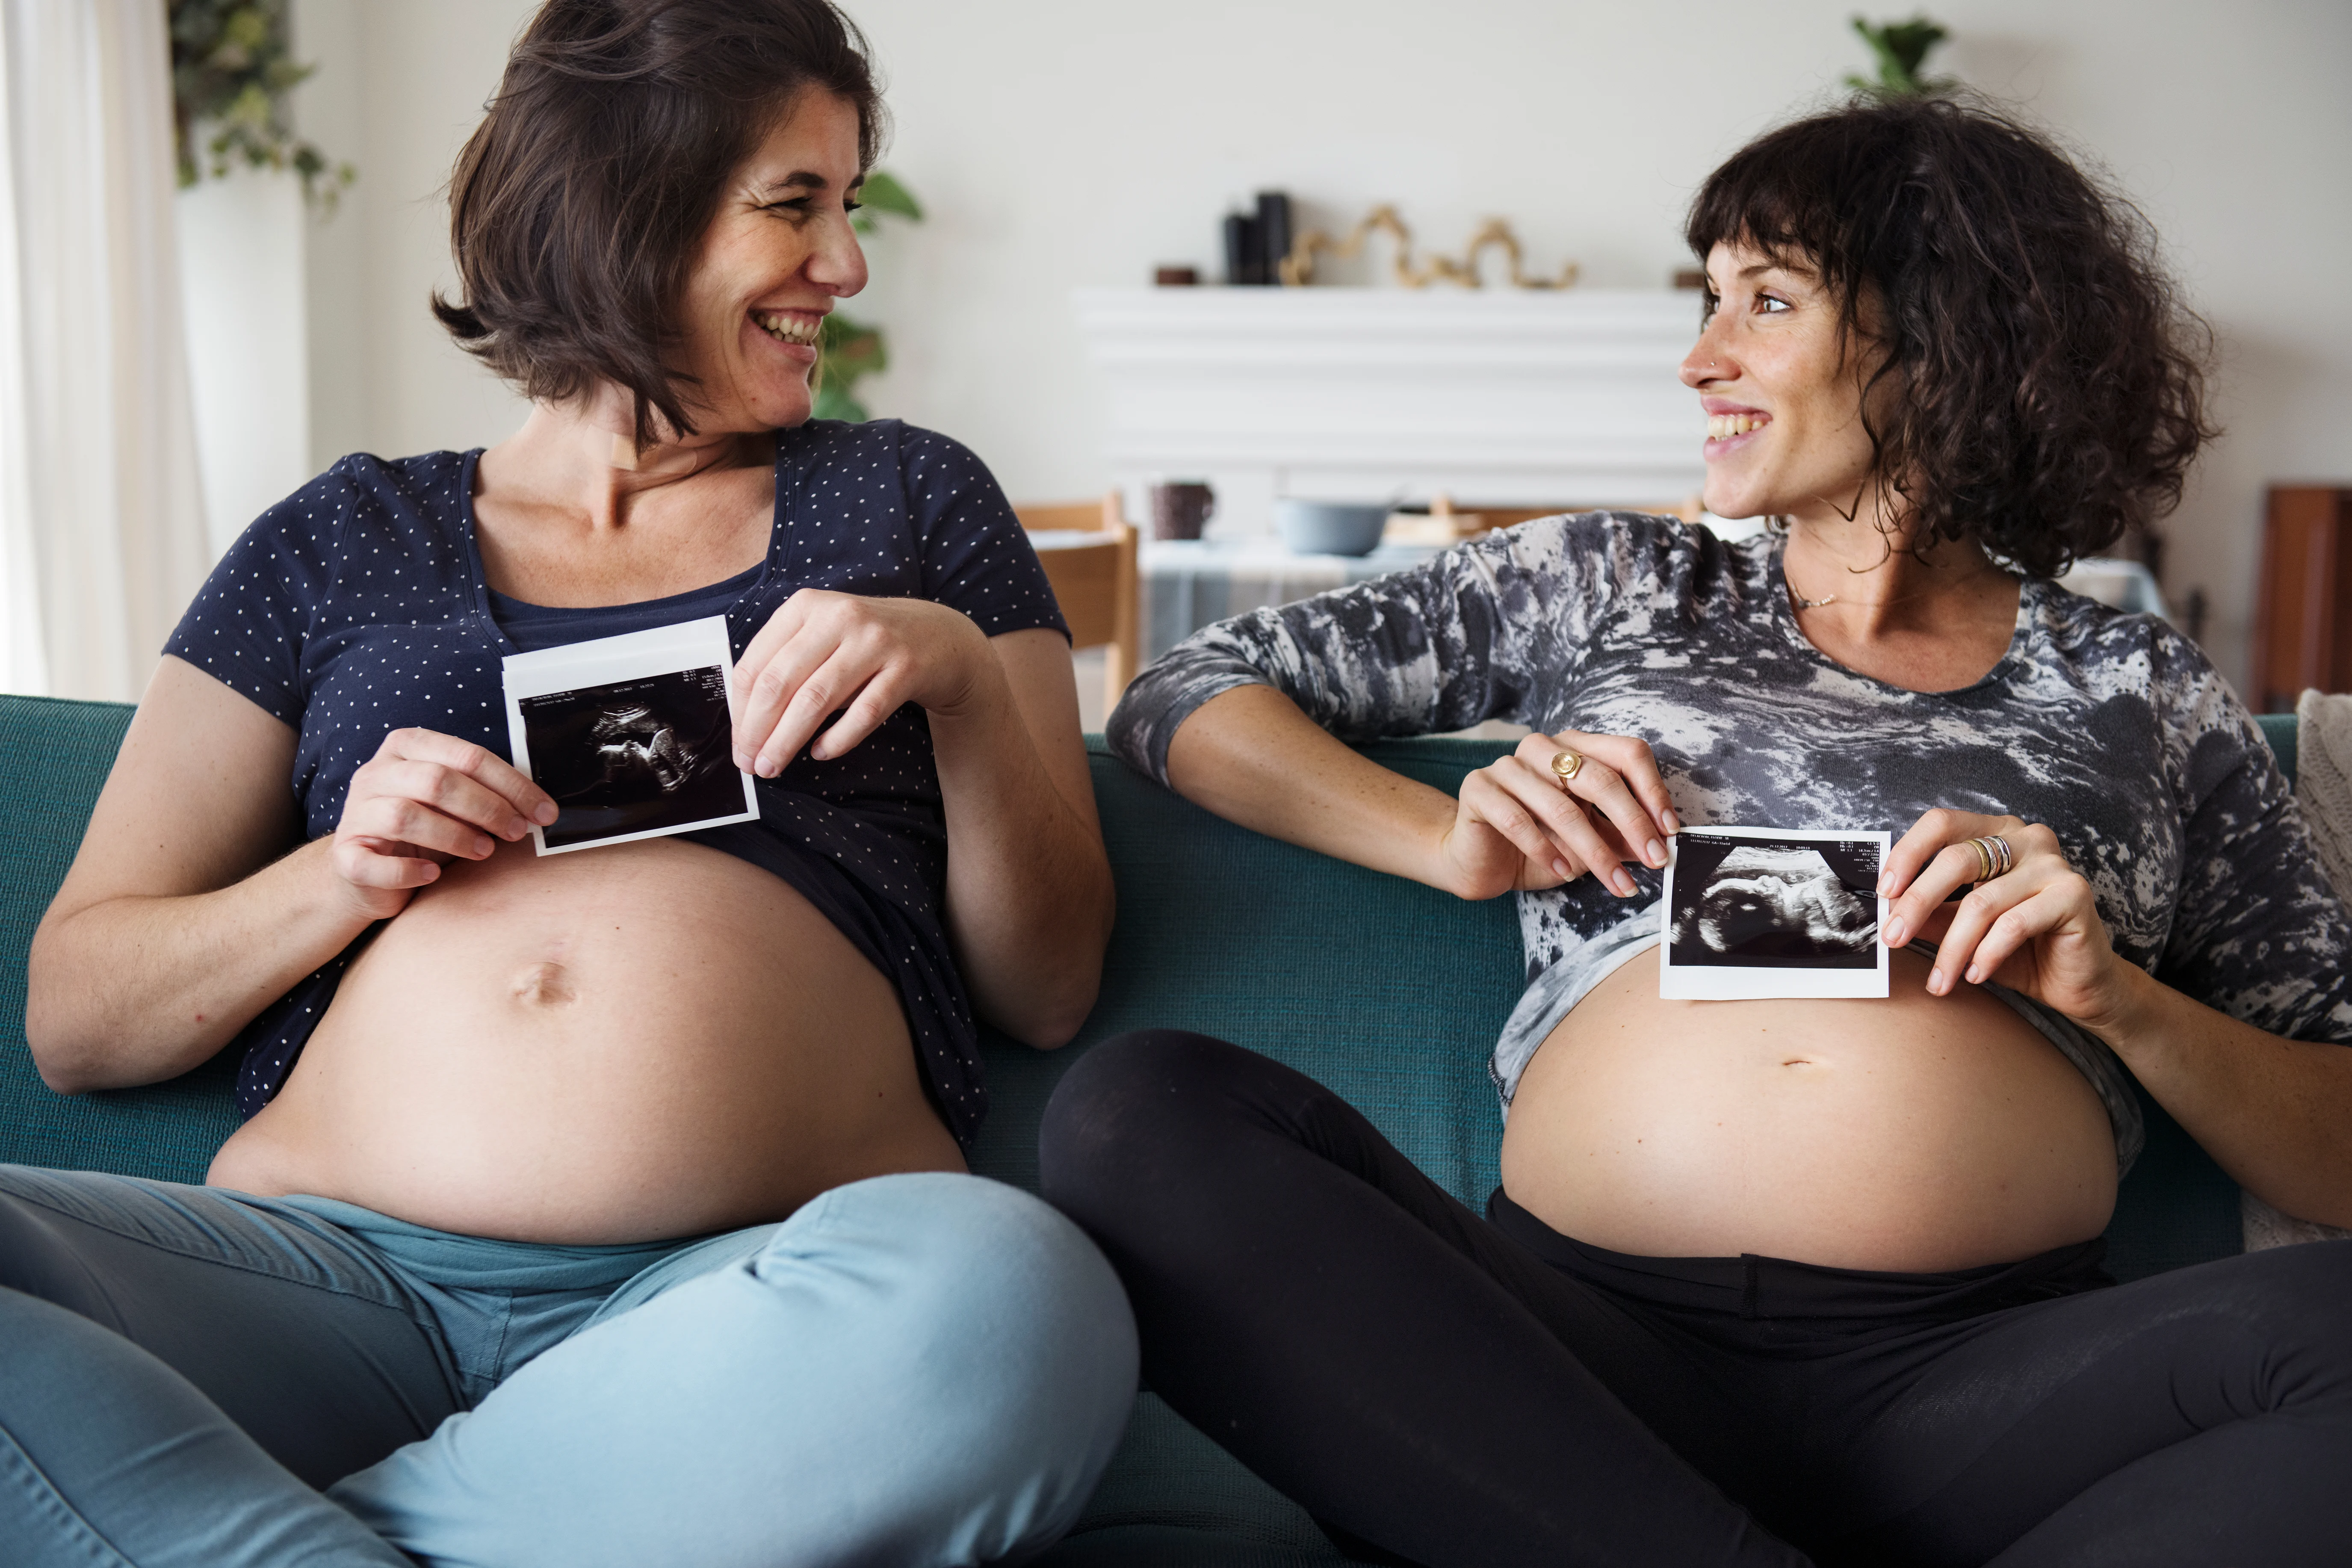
[164,418,1068,1144]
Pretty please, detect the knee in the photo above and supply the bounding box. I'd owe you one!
[1038,1028,1257,1211]
[776,1172,1138,1457]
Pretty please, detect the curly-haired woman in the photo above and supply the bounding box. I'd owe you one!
[1042,97,2352,1566]
[13,3,1135,1564]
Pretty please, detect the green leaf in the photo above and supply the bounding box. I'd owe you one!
[856,170,923,222]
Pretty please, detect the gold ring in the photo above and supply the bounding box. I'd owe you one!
[1549,750,1584,790]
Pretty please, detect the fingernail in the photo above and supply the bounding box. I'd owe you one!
[1883,916,1906,947]
[1552,858,1572,880]
[1876,873,1891,896]
[1928,968,1946,992]
[473,836,494,857]
[1613,869,1635,896]
[535,803,558,825]
[759,757,780,779]
[1965,965,1982,984]
[1646,838,1665,866]
[733,751,750,772]
[1661,810,1681,834]
[507,817,528,839]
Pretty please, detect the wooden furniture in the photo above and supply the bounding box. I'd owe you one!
[1015,492,1140,713]
[2253,487,2352,712]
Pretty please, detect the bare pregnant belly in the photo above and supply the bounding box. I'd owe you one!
[1500,947,2117,1272]
[207,837,964,1243]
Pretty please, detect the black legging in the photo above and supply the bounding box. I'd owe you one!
[1038,1030,2352,1568]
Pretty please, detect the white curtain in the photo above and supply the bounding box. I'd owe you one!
[0,0,208,701]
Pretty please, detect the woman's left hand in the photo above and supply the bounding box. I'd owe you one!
[731,589,994,776]
[1879,809,2130,1028]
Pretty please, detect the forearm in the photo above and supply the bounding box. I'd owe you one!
[1164,685,1460,890]
[26,837,373,1092]
[932,675,1115,1048]
[2096,966,2352,1225]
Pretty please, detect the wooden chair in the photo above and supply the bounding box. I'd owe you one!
[1014,491,1141,714]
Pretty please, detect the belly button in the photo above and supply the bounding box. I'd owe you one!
[511,962,578,1007]
[1781,1058,1814,1068]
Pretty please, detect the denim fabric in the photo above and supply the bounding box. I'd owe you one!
[0,1166,1137,1568]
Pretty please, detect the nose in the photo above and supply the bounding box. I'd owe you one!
[1679,310,1734,390]
[809,213,869,301]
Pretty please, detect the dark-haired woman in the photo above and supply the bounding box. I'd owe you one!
[1043,97,2352,1567]
[13,3,1134,1564]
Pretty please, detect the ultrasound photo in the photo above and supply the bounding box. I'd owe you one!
[1659,827,1890,1000]
[520,667,745,849]
[502,615,758,854]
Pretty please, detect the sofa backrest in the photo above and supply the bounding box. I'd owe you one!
[0,699,2298,1282]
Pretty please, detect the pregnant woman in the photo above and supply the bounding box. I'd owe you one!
[13,3,1134,1565]
[1043,97,2352,1567]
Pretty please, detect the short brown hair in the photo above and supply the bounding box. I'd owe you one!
[432,0,882,447]
[1686,95,2214,577]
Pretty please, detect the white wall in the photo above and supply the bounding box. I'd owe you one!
[285,0,2352,695]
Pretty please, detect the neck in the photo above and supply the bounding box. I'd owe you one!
[1780,512,2003,639]
[490,385,762,534]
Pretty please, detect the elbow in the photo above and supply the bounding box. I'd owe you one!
[1019,976,1102,1052]
[24,997,100,1096]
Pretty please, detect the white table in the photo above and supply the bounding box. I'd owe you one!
[1140,538,1439,658]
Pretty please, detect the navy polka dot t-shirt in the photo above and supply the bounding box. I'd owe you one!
[165,418,1068,1146]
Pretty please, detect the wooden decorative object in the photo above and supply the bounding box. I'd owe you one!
[1279,205,1580,291]
[2253,486,2352,712]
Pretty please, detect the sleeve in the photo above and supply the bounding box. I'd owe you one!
[1106,511,1639,786]
[161,465,354,725]
[2153,632,2352,1043]
[896,424,1069,641]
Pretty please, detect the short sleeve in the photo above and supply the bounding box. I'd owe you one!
[896,425,1068,641]
[163,466,353,724]
[1106,511,1645,785]
[2154,635,2352,1043]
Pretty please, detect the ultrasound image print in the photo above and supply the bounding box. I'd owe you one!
[519,665,741,849]
[1667,834,1881,970]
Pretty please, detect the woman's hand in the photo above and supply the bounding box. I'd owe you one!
[331,729,557,920]
[1879,809,2130,1026]
[1438,731,1680,901]
[731,590,994,777]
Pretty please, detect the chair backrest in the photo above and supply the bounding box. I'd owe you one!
[1016,492,1141,709]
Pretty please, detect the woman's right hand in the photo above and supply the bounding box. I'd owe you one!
[330,728,557,919]
[1437,731,1679,901]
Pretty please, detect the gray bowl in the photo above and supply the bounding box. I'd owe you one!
[1276,500,1389,557]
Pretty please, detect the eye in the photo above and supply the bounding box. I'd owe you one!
[1755,292,1792,315]
[843,198,863,214]
[1699,290,1721,325]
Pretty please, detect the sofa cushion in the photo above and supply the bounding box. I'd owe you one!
[0,700,2285,1566]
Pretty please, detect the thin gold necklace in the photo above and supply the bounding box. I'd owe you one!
[1787,564,1996,613]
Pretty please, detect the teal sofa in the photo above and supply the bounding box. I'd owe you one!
[0,696,2296,1565]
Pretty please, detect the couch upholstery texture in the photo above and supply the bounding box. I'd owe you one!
[0,697,2291,1565]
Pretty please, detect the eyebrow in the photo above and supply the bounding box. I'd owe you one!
[759,171,831,194]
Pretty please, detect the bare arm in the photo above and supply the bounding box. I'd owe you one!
[1885,812,2352,1226]
[28,656,555,1093]
[931,627,1114,1048]
[1165,683,1676,903]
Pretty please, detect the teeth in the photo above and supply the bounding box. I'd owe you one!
[1708,413,1766,440]
[756,312,821,346]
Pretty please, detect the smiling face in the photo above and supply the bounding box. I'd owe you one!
[1679,242,1890,527]
[670,89,870,437]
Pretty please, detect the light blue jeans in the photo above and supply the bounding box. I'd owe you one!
[0,1164,1138,1567]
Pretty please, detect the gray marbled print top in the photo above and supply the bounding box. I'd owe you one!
[1108,513,2352,1173]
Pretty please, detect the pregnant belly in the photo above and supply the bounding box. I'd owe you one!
[1500,947,2118,1272]
[206,837,963,1243]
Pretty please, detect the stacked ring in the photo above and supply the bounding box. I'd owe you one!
[1966,835,2014,882]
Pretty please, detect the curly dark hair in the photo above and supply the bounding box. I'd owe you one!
[431,0,883,449]
[1685,94,2214,577]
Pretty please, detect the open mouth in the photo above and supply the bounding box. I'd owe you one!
[754,310,821,348]
[1707,411,1768,440]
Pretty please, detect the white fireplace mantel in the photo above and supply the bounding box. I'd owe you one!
[1074,286,1709,538]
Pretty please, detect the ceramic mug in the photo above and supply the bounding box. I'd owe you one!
[1150,481,1215,541]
